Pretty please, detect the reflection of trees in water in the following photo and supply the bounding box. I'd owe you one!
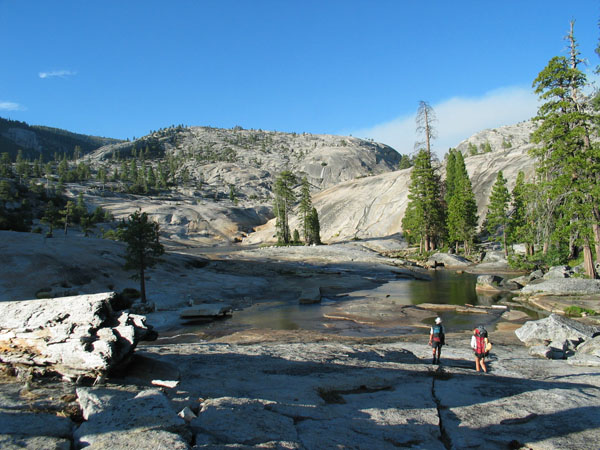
[407,271,479,306]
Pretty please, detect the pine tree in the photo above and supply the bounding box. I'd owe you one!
[506,171,533,255]
[60,201,75,235]
[444,150,457,205]
[485,171,511,257]
[401,149,445,252]
[147,166,156,189]
[118,210,164,303]
[307,207,321,245]
[41,201,59,237]
[273,171,296,244]
[75,192,87,223]
[446,150,478,254]
[415,101,437,158]
[298,176,313,244]
[0,153,12,178]
[398,154,413,169]
[15,150,29,184]
[531,21,599,277]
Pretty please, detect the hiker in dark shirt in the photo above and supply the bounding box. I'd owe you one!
[428,317,445,364]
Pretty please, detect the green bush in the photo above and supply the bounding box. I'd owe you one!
[121,287,141,300]
[564,306,597,317]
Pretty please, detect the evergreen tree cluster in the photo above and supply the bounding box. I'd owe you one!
[0,150,113,236]
[274,173,321,246]
[505,21,600,277]
[401,22,600,279]
[446,149,478,255]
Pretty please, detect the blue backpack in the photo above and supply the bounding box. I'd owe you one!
[432,324,445,344]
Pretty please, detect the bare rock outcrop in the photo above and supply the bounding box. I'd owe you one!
[426,252,472,268]
[245,122,539,245]
[75,387,189,448]
[515,314,600,361]
[520,278,600,296]
[0,292,156,379]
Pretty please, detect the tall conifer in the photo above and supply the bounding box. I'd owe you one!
[531,21,599,277]
[446,150,478,254]
[402,149,445,252]
[485,171,510,257]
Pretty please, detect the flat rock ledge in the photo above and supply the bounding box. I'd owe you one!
[521,278,600,296]
[0,292,156,380]
[1,335,600,449]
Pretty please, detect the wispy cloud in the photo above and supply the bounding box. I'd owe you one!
[39,69,77,79]
[350,86,539,157]
[0,101,25,111]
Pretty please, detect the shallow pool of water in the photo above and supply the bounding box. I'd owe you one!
[182,270,536,338]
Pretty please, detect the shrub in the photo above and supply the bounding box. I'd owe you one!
[564,306,596,317]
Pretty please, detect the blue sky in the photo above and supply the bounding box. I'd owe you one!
[1,1,599,156]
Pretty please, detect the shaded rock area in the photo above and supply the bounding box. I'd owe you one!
[75,387,190,448]
[0,292,156,379]
[0,328,599,448]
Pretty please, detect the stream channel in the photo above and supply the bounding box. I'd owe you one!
[177,270,545,339]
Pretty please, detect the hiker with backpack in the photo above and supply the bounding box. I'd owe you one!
[428,317,445,364]
[471,325,491,372]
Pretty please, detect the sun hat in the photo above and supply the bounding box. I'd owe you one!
[435,317,442,324]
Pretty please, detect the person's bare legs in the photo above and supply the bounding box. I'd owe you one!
[475,356,487,372]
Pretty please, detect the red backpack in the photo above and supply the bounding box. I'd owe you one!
[474,327,487,354]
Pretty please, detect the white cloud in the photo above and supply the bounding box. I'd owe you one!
[39,69,77,79]
[350,86,539,157]
[0,101,25,111]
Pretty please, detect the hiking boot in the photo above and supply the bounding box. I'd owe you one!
[432,357,437,364]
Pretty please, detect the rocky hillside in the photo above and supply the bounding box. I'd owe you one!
[0,117,121,160]
[246,121,539,244]
[87,126,401,192]
[78,126,401,244]
[23,120,539,246]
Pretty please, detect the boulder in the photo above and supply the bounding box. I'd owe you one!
[507,275,528,288]
[299,287,321,304]
[475,275,504,292]
[426,253,472,268]
[501,279,524,291]
[515,314,598,347]
[528,345,553,359]
[574,336,600,357]
[0,292,156,379]
[481,250,506,263]
[520,279,600,296]
[180,303,233,318]
[528,270,544,282]
[543,265,573,280]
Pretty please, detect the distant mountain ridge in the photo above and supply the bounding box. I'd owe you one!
[87,125,401,190]
[0,117,122,160]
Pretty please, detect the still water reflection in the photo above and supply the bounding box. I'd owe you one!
[188,271,532,337]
